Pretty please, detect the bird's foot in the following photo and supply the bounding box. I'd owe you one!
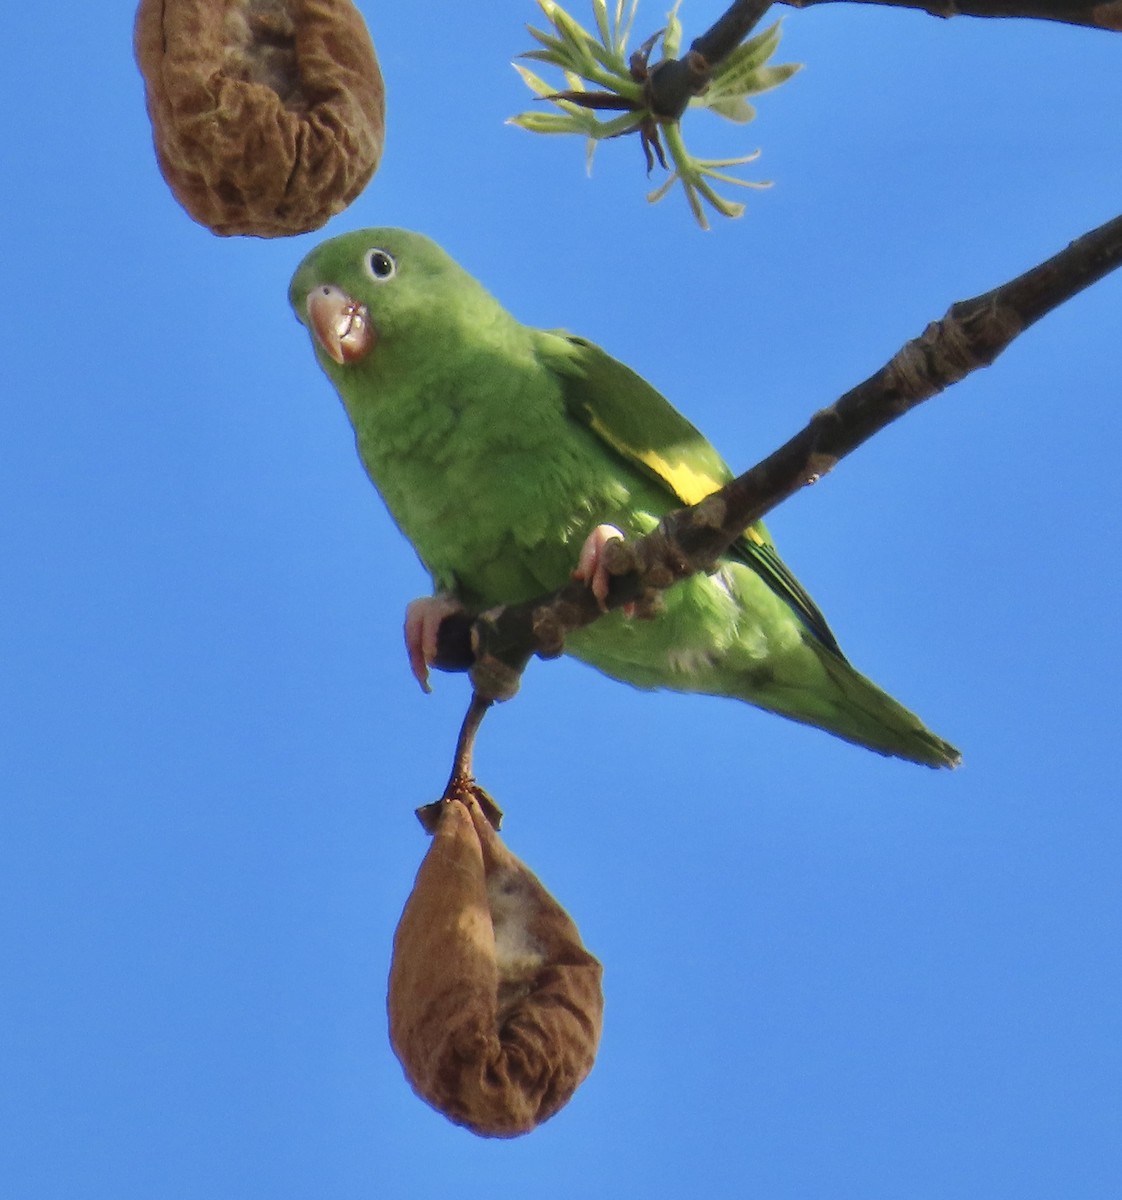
[404,594,465,693]
[572,523,635,616]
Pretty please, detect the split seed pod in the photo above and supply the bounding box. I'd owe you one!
[134,0,385,237]
[389,790,603,1137]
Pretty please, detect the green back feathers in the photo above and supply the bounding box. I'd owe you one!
[539,331,843,656]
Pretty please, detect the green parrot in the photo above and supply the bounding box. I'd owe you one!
[289,228,959,768]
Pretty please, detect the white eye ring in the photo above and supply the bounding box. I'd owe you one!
[364,248,397,282]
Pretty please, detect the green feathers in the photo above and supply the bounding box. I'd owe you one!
[290,228,960,768]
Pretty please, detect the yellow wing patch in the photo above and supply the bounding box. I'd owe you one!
[586,415,725,506]
[586,413,768,549]
[631,448,723,507]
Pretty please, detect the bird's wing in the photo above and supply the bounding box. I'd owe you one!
[540,331,843,656]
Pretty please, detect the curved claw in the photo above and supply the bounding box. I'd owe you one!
[404,595,465,693]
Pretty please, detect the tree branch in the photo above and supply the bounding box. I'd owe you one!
[432,208,1122,701]
[776,0,1122,31]
[645,0,1121,126]
[645,0,775,120]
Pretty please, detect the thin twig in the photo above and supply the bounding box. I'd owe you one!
[449,693,493,784]
[776,0,1122,31]
[415,694,502,833]
[645,0,775,119]
[643,0,1121,124]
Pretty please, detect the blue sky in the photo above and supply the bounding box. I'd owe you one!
[3,3,1121,1197]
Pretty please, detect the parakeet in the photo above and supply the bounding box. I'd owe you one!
[289,228,960,768]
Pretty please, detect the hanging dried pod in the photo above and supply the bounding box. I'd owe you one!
[388,789,603,1137]
[134,0,385,237]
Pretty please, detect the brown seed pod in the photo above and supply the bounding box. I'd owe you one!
[134,0,385,237]
[388,789,603,1137]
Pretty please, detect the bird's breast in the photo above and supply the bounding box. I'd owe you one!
[353,371,632,608]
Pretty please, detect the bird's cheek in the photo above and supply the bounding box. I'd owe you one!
[306,285,376,365]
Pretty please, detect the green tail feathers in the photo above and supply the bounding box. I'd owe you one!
[749,647,962,769]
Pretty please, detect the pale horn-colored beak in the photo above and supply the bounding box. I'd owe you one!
[306,285,375,365]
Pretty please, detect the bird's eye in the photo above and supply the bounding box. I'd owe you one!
[364,248,397,282]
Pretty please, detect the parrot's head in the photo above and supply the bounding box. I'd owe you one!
[289,227,502,384]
